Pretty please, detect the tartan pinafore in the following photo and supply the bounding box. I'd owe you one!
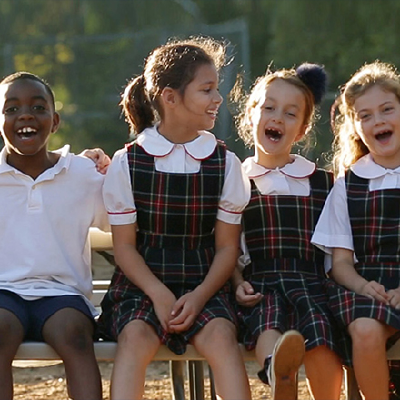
[238,169,349,361]
[98,141,238,355]
[327,171,400,343]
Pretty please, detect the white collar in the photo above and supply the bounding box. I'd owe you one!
[351,153,400,178]
[136,125,217,160]
[242,154,316,179]
[0,145,71,176]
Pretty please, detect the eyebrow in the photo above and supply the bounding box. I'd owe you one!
[357,101,394,114]
[5,95,48,103]
[264,97,301,109]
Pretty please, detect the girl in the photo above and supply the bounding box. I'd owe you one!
[312,61,400,400]
[232,64,348,400]
[97,37,252,400]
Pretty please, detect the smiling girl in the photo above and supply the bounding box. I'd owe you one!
[232,64,348,400]
[312,61,400,400]
[97,37,251,400]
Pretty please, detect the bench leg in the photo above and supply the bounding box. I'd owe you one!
[345,366,362,400]
[170,360,186,400]
[209,364,217,400]
[188,360,205,400]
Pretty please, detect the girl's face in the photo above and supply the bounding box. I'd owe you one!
[249,79,307,168]
[173,63,223,135]
[353,84,400,169]
[0,79,59,160]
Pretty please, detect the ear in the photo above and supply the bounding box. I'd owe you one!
[51,112,60,134]
[160,87,180,108]
[294,124,308,142]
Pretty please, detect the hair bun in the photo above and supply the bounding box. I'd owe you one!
[295,63,327,105]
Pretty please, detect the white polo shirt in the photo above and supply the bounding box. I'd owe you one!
[0,145,109,314]
[103,126,251,226]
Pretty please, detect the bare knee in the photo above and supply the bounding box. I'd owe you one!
[349,318,386,351]
[43,311,94,354]
[192,318,238,354]
[118,320,160,354]
[0,310,24,352]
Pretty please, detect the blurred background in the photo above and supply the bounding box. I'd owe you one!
[1,0,398,166]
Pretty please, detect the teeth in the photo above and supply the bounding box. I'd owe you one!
[17,127,37,134]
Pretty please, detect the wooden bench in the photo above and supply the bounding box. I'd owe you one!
[13,228,400,400]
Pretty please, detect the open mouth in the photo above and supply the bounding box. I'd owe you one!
[375,130,393,142]
[17,127,37,140]
[265,128,283,142]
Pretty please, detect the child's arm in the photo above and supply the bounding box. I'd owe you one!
[332,247,389,304]
[169,220,241,333]
[112,223,177,332]
[81,148,111,174]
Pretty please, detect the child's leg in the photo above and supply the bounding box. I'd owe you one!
[111,320,161,400]
[255,328,282,366]
[256,330,305,400]
[348,317,395,400]
[303,345,343,400]
[42,307,102,400]
[0,309,24,400]
[191,318,251,400]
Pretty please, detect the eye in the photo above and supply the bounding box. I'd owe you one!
[264,106,274,111]
[359,113,370,121]
[286,111,297,117]
[32,105,46,111]
[4,106,18,114]
[383,106,394,112]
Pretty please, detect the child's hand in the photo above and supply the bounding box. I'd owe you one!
[152,288,177,333]
[236,281,262,307]
[387,287,400,310]
[360,280,390,304]
[80,148,111,174]
[168,291,206,333]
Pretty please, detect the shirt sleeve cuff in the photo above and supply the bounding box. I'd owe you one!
[217,208,242,224]
[108,211,137,225]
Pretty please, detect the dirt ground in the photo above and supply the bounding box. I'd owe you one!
[11,250,348,399]
[12,360,349,399]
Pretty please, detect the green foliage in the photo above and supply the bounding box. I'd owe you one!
[1,0,400,163]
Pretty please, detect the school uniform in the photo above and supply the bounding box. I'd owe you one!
[238,155,349,363]
[0,145,109,338]
[98,126,250,355]
[312,153,400,341]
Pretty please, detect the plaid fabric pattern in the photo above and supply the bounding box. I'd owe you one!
[243,169,331,270]
[130,141,225,249]
[98,141,238,354]
[238,169,351,363]
[326,171,400,344]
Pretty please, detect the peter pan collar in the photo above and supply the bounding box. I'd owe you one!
[136,125,217,160]
[243,154,316,179]
[351,153,400,178]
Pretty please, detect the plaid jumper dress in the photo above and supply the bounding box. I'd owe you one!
[238,169,349,361]
[327,171,400,343]
[98,141,238,355]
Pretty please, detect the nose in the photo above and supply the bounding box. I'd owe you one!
[272,110,283,123]
[214,90,223,105]
[373,111,385,125]
[18,108,34,120]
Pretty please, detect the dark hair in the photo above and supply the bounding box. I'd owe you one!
[121,36,227,135]
[232,64,326,148]
[0,71,55,108]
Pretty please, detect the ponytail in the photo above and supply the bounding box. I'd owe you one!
[120,75,155,135]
